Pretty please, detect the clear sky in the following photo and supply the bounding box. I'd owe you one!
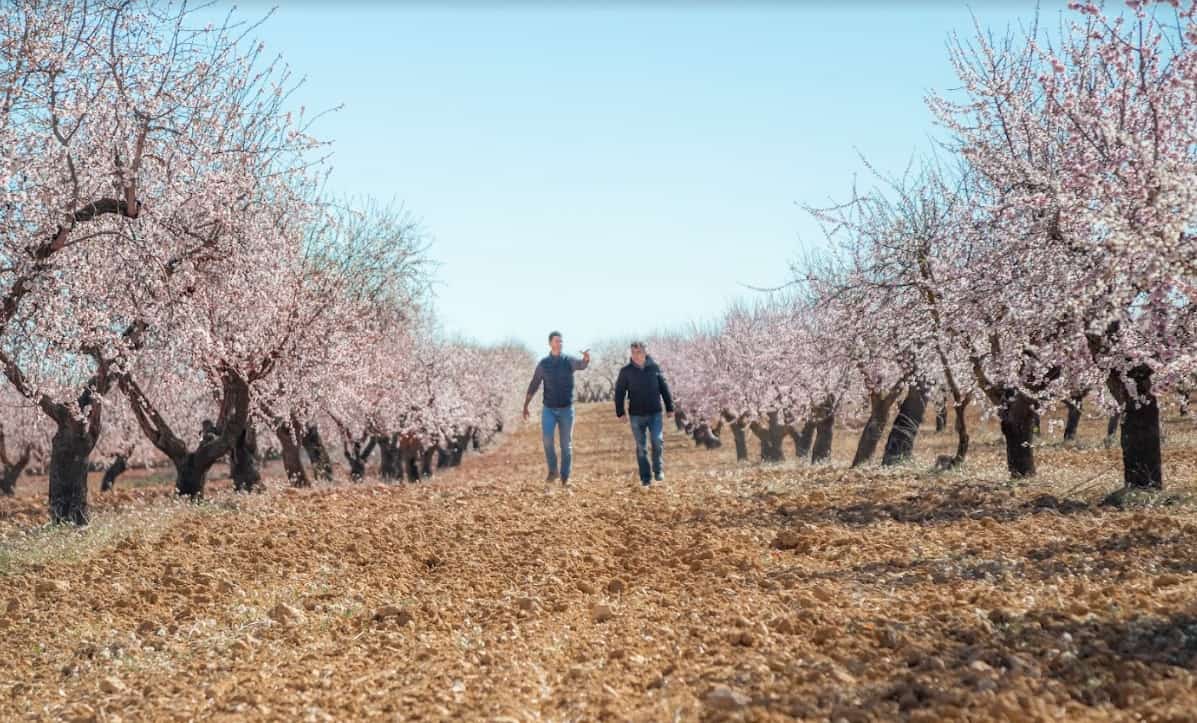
[234,1,1041,354]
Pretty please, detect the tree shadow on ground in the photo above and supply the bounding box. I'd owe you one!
[688,481,1095,532]
[774,611,1197,721]
[762,520,1197,590]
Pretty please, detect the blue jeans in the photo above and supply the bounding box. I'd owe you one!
[629,413,664,483]
[542,406,575,480]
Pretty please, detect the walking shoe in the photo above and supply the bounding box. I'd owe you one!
[546,473,558,483]
[654,472,665,482]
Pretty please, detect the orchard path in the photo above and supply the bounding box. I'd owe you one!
[2,403,1197,721]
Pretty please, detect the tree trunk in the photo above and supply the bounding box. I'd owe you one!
[436,446,451,469]
[231,427,262,492]
[100,455,128,492]
[48,419,95,525]
[1105,413,1120,448]
[692,422,721,449]
[750,412,786,462]
[275,423,309,487]
[794,421,816,459]
[934,404,948,433]
[402,446,420,482]
[173,455,213,497]
[998,389,1036,478]
[730,422,748,461]
[301,424,333,482]
[449,431,473,466]
[852,390,899,467]
[0,441,32,496]
[951,400,970,465]
[811,417,834,464]
[1117,365,1162,489]
[881,384,927,466]
[1031,410,1042,437]
[375,436,402,481]
[420,447,435,478]
[1064,394,1084,442]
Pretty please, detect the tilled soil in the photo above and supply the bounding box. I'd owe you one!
[2,404,1196,722]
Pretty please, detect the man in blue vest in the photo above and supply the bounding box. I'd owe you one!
[524,331,590,485]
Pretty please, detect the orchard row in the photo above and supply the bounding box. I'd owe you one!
[0,2,531,523]
[657,1,1197,498]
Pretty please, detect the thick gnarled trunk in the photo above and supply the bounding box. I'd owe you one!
[793,421,815,459]
[275,422,309,487]
[693,422,721,450]
[1113,365,1162,489]
[375,435,402,481]
[231,427,262,492]
[852,389,901,467]
[998,389,1036,478]
[173,455,210,497]
[400,439,421,482]
[810,397,836,464]
[122,370,249,498]
[49,420,94,525]
[721,412,749,462]
[301,424,333,482]
[343,437,375,482]
[750,412,786,463]
[882,384,927,466]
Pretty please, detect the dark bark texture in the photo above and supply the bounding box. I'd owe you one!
[998,389,1037,478]
[1114,366,1162,489]
[810,397,836,464]
[852,389,901,468]
[231,427,262,492]
[882,384,927,466]
[99,455,127,493]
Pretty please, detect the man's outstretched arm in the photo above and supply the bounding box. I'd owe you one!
[571,349,591,370]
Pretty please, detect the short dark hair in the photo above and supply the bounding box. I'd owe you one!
[548,331,562,343]
[629,340,646,351]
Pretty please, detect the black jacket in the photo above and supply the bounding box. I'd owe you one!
[614,356,674,417]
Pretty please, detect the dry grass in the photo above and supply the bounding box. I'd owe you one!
[1,404,1196,721]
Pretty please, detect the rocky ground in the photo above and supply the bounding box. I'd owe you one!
[2,404,1196,721]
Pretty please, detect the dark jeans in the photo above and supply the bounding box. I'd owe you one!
[629,412,664,483]
[541,406,575,480]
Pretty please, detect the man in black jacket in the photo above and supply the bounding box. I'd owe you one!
[614,341,674,487]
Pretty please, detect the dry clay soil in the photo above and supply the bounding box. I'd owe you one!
[2,403,1197,722]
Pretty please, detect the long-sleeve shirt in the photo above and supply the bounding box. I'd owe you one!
[527,353,589,408]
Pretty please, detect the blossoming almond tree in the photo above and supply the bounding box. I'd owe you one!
[0,1,328,522]
[931,0,1197,490]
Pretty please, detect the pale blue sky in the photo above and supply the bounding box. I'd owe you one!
[235,2,1040,353]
